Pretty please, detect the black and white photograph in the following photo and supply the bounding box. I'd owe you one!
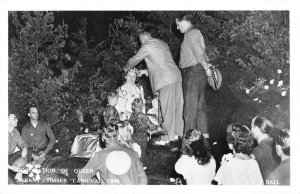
[1,0,299,194]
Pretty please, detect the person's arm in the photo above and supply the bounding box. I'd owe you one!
[135,155,148,184]
[77,155,99,181]
[15,130,28,157]
[8,165,21,173]
[43,123,56,154]
[124,45,149,72]
[21,126,29,146]
[141,114,157,132]
[186,30,212,75]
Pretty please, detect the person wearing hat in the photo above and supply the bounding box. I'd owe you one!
[266,128,290,185]
[251,116,280,184]
[175,13,213,139]
[8,112,28,183]
[77,123,147,185]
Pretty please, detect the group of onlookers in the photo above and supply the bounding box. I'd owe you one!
[175,116,290,185]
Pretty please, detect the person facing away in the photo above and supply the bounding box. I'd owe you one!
[129,98,163,164]
[266,128,290,185]
[124,31,184,142]
[8,112,28,184]
[175,129,216,185]
[77,123,147,185]
[175,13,213,139]
[21,106,56,165]
[214,123,263,185]
[251,116,280,183]
[115,69,145,121]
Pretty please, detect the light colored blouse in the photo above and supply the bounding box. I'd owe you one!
[175,155,216,185]
[214,154,264,185]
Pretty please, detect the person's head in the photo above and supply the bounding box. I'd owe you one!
[102,123,119,146]
[103,106,120,125]
[139,31,152,44]
[181,129,202,155]
[28,106,39,121]
[132,98,144,112]
[125,69,137,84]
[175,13,194,33]
[190,137,212,165]
[107,91,119,107]
[275,128,290,158]
[227,123,255,155]
[8,113,18,129]
[251,116,273,140]
[117,121,133,148]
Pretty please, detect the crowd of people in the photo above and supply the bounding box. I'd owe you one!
[8,13,290,185]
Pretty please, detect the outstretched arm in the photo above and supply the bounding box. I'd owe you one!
[124,45,149,72]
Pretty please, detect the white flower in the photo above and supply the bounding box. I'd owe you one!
[35,174,41,181]
[29,172,34,178]
[35,164,41,169]
[55,149,59,153]
[170,178,175,182]
[277,80,283,87]
[259,100,262,103]
[270,79,274,84]
[253,98,259,101]
[281,91,287,96]
[55,140,59,143]
[264,85,269,89]
[245,89,250,94]
[277,69,282,74]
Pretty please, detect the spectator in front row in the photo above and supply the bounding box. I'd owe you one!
[8,113,28,184]
[251,116,280,183]
[103,91,120,125]
[175,129,216,185]
[266,128,290,185]
[21,106,56,165]
[77,123,147,185]
[214,124,263,185]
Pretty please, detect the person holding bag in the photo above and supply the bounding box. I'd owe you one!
[176,13,213,138]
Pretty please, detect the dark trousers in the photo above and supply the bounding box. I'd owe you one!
[132,132,148,165]
[182,64,208,135]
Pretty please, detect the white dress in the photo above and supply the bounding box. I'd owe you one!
[115,83,145,120]
[175,155,216,185]
[214,154,264,185]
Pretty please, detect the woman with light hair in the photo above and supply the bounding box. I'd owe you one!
[214,123,263,185]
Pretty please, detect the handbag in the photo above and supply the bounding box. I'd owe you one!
[207,65,222,90]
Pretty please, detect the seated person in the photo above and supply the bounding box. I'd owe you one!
[8,112,28,183]
[175,129,216,185]
[103,91,120,125]
[77,123,147,185]
[266,128,290,185]
[115,68,145,121]
[214,124,263,185]
[21,106,56,165]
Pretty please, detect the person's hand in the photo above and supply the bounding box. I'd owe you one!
[21,147,27,158]
[39,151,47,158]
[9,165,21,173]
[205,67,213,77]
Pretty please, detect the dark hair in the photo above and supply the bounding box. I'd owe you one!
[181,129,212,165]
[275,128,290,156]
[252,116,273,134]
[227,123,255,155]
[176,12,196,25]
[132,98,144,110]
[190,138,212,165]
[28,105,38,113]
